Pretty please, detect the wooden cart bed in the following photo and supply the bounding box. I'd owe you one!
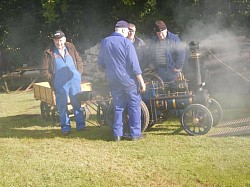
[33,82,92,106]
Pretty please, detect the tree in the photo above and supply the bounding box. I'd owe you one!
[0,0,249,68]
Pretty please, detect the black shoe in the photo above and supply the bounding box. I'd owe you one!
[114,136,122,142]
[62,131,70,136]
[131,134,146,141]
[122,133,130,140]
[78,128,87,131]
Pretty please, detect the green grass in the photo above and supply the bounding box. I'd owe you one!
[0,91,249,187]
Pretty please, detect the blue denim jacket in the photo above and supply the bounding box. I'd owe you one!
[149,31,186,70]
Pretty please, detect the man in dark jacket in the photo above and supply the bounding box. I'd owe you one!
[127,23,147,71]
[41,30,85,135]
[148,20,186,83]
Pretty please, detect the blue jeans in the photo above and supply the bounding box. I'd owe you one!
[55,79,85,132]
[111,86,142,138]
[157,67,178,82]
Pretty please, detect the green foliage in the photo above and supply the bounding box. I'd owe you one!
[42,0,59,23]
[41,0,68,23]
[0,0,249,68]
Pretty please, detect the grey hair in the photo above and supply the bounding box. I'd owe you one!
[115,27,123,32]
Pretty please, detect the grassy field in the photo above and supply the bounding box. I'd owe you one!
[0,90,249,187]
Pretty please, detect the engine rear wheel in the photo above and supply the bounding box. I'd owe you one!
[143,73,164,85]
[105,101,149,133]
[207,98,223,127]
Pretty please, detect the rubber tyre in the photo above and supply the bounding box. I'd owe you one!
[105,101,150,132]
[82,106,90,120]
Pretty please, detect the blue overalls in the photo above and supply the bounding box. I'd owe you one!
[53,48,85,133]
[98,32,142,138]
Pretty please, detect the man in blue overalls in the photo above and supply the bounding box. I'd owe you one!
[98,20,146,141]
[41,30,85,135]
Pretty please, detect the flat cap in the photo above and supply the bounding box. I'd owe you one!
[115,20,129,28]
[154,20,167,32]
[53,30,65,39]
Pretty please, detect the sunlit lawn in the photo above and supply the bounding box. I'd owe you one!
[0,90,249,187]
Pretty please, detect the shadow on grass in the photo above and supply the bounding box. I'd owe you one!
[146,123,188,136]
[0,113,187,141]
[2,113,248,140]
[0,114,114,141]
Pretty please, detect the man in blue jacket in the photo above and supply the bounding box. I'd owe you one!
[97,20,146,141]
[148,20,186,83]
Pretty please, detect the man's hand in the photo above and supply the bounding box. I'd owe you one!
[136,74,146,93]
[173,67,181,72]
[140,81,146,93]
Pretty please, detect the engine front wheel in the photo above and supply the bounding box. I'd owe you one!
[181,104,213,136]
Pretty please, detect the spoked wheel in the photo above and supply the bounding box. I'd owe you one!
[96,101,109,126]
[105,101,150,133]
[143,73,164,89]
[142,73,164,129]
[147,121,156,130]
[82,105,90,120]
[181,104,213,136]
[139,101,150,132]
[82,99,104,126]
[105,103,114,129]
[207,98,223,127]
[40,101,51,120]
[51,107,60,127]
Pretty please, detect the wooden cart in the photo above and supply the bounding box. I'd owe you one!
[33,81,93,125]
